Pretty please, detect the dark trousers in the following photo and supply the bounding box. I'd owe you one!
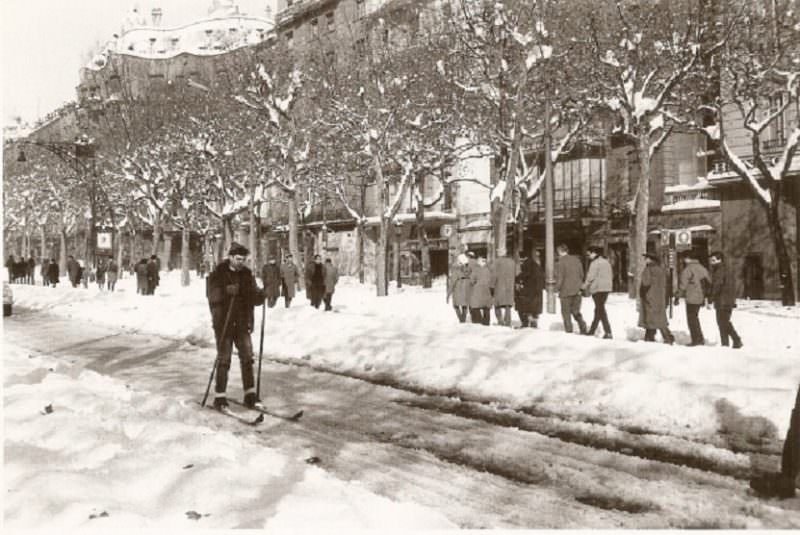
[715,307,741,346]
[453,305,468,323]
[494,305,511,327]
[323,292,334,310]
[560,295,587,333]
[309,286,323,308]
[214,324,256,400]
[284,296,293,308]
[686,303,704,344]
[267,296,278,308]
[470,307,490,325]
[644,327,674,343]
[589,292,611,335]
[517,311,538,328]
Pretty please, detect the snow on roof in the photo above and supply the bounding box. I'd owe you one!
[660,199,720,212]
[663,179,711,194]
[363,211,458,226]
[85,14,274,70]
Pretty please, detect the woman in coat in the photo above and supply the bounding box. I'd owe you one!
[448,254,472,323]
[469,256,493,325]
[46,258,59,287]
[638,253,675,344]
[106,259,119,291]
[515,255,544,327]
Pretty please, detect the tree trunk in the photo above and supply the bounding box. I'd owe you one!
[116,230,125,279]
[222,218,233,255]
[766,192,796,306]
[181,224,191,287]
[377,219,388,296]
[248,181,258,271]
[287,192,304,290]
[393,226,401,288]
[39,226,46,264]
[416,176,432,288]
[631,137,652,301]
[357,221,365,284]
[162,232,173,272]
[59,228,68,276]
[151,212,162,257]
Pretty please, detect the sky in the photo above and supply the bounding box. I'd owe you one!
[1,0,274,127]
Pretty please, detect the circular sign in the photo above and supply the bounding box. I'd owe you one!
[440,224,453,238]
[675,230,691,247]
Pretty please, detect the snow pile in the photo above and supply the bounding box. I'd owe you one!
[3,342,456,530]
[8,271,800,444]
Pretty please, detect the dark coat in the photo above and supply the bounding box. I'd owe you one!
[515,258,544,316]
[555,254,584,297]
[305,263,325,290]
[639,263,669,330]
[47,262,60,284]
[280,261,298,298]
[710,263,737,309]
[146,259,159,288]
[67,258,81,282]
[448,263,472,307]
[261,263,282,299]
[490,256,516,307]
[206,259,265,333]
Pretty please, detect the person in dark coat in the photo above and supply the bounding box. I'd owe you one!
[305,254,325,309]
[95,259,107,290]
[261,258,281,308]
[638,253,675,344]
[323,258,339,311]
[469,256,493,325]
[555,244,587,334]
[135,259,149,295]
[107,259,119,291]
[5,255,14,283]
[67,255,81,287]
[146,255,160,295]
[709,251,742,349]
[46,258,59,287]
[515,254,544,328]
[206,243,265,410]
[280,254,298,308]
[491,253,516,327]
[26,257,36,284]
[40,259,48,286]
[448,254,472,323]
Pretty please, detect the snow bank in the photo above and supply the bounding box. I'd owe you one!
[8,270,800,444]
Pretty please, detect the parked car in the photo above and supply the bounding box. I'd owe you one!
[3,281,12,316]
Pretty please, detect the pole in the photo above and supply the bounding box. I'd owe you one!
[544,97,556,314]
[256,301,266,399]
[201,296,237,407]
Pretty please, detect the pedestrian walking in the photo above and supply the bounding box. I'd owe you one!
[555,244,587,334]
[147,255,160,295]
[709,251,742,349]
[469,256,492,326]
[40,260,48,286]
[46,258,59,287]
[107,259,119,291]
[676,252,711,346]
[448,254,472,323]
[323,258,339,311]
[27,257,36,284]
[135,258,149,295]
[582,246,613,339]
[261,258,281,308]
[514,253,544,328]
[280,254,298,308]
[491,253,516,327]
[96,259,107,290]
[5,254,14,283]
[80,262,90,288]
[205,242,266,410]
[639,253,675,344]
[305,254,325,309]
[66,255,81,287]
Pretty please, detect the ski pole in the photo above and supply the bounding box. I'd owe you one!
[256,299,266,399]
[201,295,236,407]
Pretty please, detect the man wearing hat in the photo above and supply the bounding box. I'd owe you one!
[638,252,675,344]
[676,251,711,346]
[206,242,266,409]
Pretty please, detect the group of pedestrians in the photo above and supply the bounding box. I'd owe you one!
[134,256,161,295]
[639,250,742,348]
[5,255,37,284]
[448,251,545,328]
[260,253,340,311]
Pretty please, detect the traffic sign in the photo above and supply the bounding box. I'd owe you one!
[660,230,670,247]
[440,224,453,238]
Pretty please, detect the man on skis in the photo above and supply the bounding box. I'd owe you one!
[206,243,266,410]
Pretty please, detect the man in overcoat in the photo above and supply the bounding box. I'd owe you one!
[322,258,339,311]
[469,256,492,325]
[514,253,544,327]
[555,244,587,334]
[261,258,281,308]
[491,253,516,327]
[305,254,325,309]
[67,255,81,288]
[639,253,675,344]
[448,254,472,323]
[146,255,160,295]
[206,243,266,410]
[280,254,298,308]
[709,251,742,348]
[676,252,711,346]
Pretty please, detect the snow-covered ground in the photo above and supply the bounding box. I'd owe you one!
[4,270,800,527]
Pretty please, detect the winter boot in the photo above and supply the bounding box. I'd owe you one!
[603,333,613,339]
[244,392,260,408]
[213,396,228,410]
